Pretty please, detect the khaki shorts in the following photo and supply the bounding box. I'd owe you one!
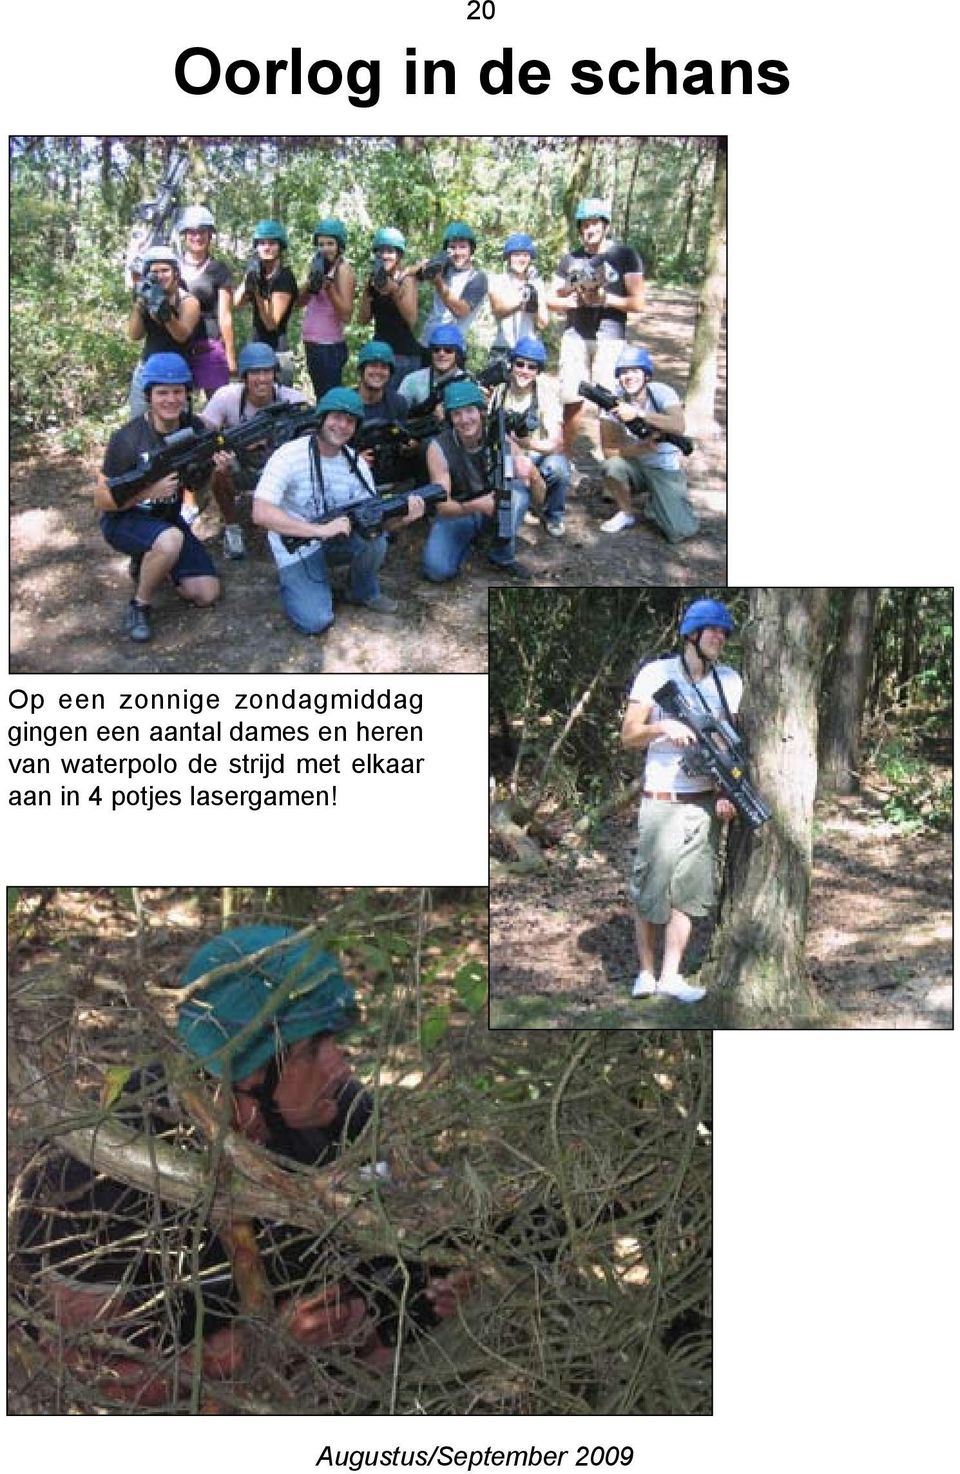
[559,331,623,404]
[627,795,720,924]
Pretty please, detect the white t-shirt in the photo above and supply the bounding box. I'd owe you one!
[628,654,743,793]
[254,436,377,569]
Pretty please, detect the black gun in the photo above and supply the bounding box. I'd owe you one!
[578,380,694,457]
[279,483,447,552]
[124,148,189,286]
[307,249,334,293]
[477,356,510,390]
[652,679,772,831]
[417,251,450,283]
[408,368,473,424]
[486,402,524,547]
[106,401,322,509]
[136,272,173,321]
[244,255,266,298]
[356,418,437,488]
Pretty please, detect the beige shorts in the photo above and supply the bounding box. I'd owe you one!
[558,331,623,404]
[627,795,720,924]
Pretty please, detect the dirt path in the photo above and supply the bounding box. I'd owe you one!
[10,287,725,675]
[489,797,953,1030]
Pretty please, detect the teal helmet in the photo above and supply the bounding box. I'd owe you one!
[444,379,486,414]
[313,217,347,249]
[442,221,477,248]
[372,226,406,253]
[358,340,396,370]
[252,219,289,247]
[141,352,193,391]
[237,342,278,375]
[316,386,364,420]
[574,197,611,224]
[177,926,356,1080]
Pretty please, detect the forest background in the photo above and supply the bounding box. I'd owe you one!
[8,885,711,1416]
[489,587,953,1029]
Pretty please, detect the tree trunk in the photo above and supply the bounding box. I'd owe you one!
[818,588,879,794]
[706,588,831,1026]
[684,138,727,438]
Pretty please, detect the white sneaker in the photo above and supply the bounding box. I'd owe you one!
[658,975,706,1004]
[600,511,636,534]
[223,525,245,559]
[631,970,659,997]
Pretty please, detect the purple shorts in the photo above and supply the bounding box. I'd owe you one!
[187,339,231,394]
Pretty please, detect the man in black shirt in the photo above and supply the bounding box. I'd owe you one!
[93,354,220,643]
[547,198,645,457]
[422,380,532,583]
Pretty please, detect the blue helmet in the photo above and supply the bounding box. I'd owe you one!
[503,232,536,259]
[679,599,735,637]
[428,323,466,354]
[511,335,547,368]
[238,342,278,376]
[141,353,193,391]
[615,345,654,377]
[177,926,357,1081]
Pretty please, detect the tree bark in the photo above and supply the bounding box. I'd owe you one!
[684,138,727,438]
[706,587,831,1026]
[818,588,879,794]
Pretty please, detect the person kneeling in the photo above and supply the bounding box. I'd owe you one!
[599,346,699,544]
[253,387,425,646]
[93,353,220,645]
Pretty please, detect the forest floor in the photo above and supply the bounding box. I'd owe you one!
[489,793,953,1031]
[10,287,725,675]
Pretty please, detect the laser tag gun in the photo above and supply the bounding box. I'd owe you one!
[405,368,473,428]
[652,679,772,831]
[578,380,695,457]
[279,482,447,551]
[476,355,511,390]
[486,401,524,547]
[123,148,189,286]
[416,251,451,283]
[136,272,174,321]
[105,401,323,509]
[355,418,437,488]
[243,254,266,297]
[565,255,606,294]
[307,249,335,293]
[369,257,391,294]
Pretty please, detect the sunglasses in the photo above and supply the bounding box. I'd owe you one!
[513,358,540,370]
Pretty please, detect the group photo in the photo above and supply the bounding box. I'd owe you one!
[10,134,728,674]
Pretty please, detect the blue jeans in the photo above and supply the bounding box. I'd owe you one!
[304,341,348,400]
[422,485,530,582]
[276,532,387,634]
[530,452,572,526]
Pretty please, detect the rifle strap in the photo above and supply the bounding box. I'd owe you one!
[678,652,737,728]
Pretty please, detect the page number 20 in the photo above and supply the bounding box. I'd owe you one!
[468,1,495,16]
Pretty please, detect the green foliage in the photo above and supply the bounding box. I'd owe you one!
[875,735,952,832]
